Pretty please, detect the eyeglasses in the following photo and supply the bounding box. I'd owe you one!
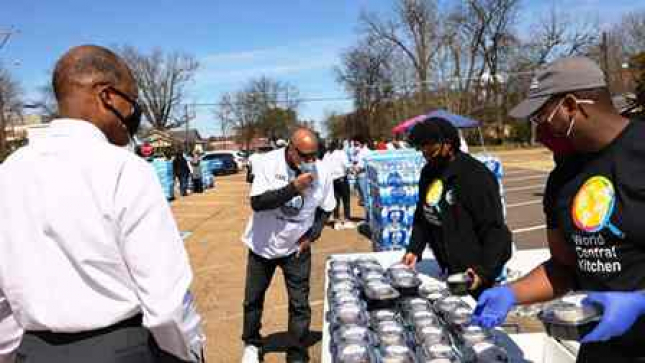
[529,96,595,125]
[109,87,141,110]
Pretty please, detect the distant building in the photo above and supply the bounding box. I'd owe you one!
[6,114,45,144]
[141,128,207,154]
[206,136,270,151]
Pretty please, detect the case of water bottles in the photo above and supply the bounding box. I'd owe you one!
[201,159,216,189]
[151,159,175,201]
[364,151,424,252]
[472,154,506,217]
[364,151,505,252]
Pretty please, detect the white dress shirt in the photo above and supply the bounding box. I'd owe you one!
[0,119,201,361]
[242,148,336,259]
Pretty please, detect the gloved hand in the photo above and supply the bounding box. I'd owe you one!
[581,291,645,343]
[471,285,517,328]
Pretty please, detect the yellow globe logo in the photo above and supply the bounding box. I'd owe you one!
[572,176,615,232]
[425,179,444,207]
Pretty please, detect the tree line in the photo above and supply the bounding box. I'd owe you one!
[1,1,645,160]
[328,0,645,143]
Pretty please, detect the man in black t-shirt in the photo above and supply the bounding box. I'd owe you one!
[401,118,512,298]
[472,56,645,362]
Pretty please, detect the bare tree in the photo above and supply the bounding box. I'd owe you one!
[616,10,645,55]
[217,77,301,149]
[0,64,21,159]
[361,0,439,105]
[459,0,521,141]
[520,6,598,66]
[117,46,199,130]
[33,82,58,122]
[336,37,395,138]
[438,1,490,114]
[214,105,233,149]
[245,76,300,141]
[218,92,258,151]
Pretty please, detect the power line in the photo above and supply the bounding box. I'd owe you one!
[0,27,18,51]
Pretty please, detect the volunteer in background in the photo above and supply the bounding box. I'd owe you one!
[190,151,204,194]
[401,118,512,298]
[323,140,354,230]
[241,128,336,363]
[174,150,191,196]
[0,45,204,362]
[471,57,645,362]
[351,135,371,207]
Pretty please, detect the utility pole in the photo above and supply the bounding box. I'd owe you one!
[184,104,190,153]
[601,32,609,81]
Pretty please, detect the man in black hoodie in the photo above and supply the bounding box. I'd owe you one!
[401,118,512,298]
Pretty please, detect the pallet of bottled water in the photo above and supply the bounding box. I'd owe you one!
[201,159,215,189]
[473,154,506,217]
[151,159,175,201]
[364,151,425,252]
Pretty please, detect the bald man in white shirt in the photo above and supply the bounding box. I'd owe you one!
[0,45,204,362]
[241,129,336,363]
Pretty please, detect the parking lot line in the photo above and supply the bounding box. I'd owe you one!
[504,169,544,177]
[507,200,542,208]
[506,184,545,192]
[512,224,546,234]
[504,174,548,183]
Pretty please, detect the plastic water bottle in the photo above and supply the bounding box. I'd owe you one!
[390,228,407,249]
[379,226,393,250]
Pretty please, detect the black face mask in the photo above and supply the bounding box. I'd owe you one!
[429,155,451,171]
[103,87,142,138]
[421,143,450,170]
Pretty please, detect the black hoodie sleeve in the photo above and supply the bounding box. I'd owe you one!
[460,167,512,283]
[407,165,432,259]
[303,208,332,242]
[250,183,299,212]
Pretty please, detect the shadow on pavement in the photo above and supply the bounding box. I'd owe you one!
[357,223,371,240]
[263,330,323,353]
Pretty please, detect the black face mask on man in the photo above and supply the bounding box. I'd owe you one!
[102,87,142,139]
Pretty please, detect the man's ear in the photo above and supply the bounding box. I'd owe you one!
[561,94,579,119]
[95,85,114,114]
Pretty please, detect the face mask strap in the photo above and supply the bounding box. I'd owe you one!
[564,97,594,138]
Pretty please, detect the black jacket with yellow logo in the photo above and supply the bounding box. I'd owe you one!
[406,152,512,288]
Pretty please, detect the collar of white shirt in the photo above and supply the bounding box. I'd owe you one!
[48,118,109,144]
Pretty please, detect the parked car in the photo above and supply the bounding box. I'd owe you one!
[212,150,248,170]
[202,152,239,175]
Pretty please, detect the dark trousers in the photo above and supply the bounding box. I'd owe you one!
[16,316,188,363]
[178,175,189,196]
[192,177,203,193]
[242,249,311,361]
[333,177,351,220]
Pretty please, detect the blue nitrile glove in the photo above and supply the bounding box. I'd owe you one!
[471,285,517,329]
[580,291,645,343]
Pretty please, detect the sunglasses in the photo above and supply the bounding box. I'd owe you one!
[293,146,318,159]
